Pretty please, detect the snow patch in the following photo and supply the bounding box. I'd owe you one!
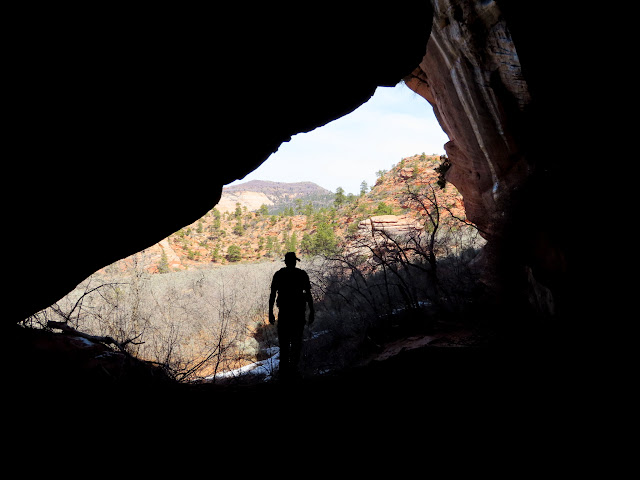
[206,348,280,381]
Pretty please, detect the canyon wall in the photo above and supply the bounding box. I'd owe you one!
[405,0,571,316]
[405,0,531,239]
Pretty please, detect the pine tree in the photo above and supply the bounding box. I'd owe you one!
[304,202,314,217]
[158,249,170,274]
[360,180,368,196]
[265,236,275,257]
[284,231,298,253]
[300,233,313,256]
[313,222,337,255]
[334,187,346,207]
[288,231,298,252]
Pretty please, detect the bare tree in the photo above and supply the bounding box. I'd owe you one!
[309,174,485,352]
[22,258,281,383]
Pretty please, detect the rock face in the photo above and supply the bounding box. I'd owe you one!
[403,0,567,315]
[404,0,530,239]
[216,191,274,214]
[358,215,422,235]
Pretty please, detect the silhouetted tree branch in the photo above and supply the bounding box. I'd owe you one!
[46,320,143,353]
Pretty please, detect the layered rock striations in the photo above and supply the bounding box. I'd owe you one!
[358,215,423,236]
[404,0,566,315]
[404,0,531,239]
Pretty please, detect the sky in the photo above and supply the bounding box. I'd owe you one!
[227,83,450,195]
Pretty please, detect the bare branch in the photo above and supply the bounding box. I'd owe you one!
[46,320,135,353]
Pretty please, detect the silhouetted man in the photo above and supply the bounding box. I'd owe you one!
[269,252,314,380]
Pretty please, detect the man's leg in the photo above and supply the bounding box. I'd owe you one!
[277,315,291,379]
[289,316,306,376]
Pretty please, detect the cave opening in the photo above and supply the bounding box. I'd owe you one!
[10,1,586,401]
[22,81,496,389]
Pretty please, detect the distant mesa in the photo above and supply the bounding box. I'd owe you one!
[224,180,332,198]
[219,180,332,213]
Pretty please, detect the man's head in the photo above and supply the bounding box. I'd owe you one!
[284,251,301,268]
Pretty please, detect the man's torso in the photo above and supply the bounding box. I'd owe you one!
[273,267,309,311]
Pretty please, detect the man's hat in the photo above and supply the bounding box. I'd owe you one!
[284,252,301,262]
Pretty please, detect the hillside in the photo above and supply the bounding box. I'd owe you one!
[105,154,468,274]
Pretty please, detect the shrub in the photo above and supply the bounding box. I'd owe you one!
[227,245,242,262]
[374,202,394,215]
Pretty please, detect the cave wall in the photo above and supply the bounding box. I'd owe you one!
[403,0,543,312]
[404,0,583,318]
[404,0,531,239]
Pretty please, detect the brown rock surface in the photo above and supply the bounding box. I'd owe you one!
[402,0,574,316]
[404,0,531,238]
[358,215,422,235]
[216,191,274,213]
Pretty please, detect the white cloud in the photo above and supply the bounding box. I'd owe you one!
[229,84,449,194]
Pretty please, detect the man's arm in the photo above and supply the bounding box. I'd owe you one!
[268,275,277,324]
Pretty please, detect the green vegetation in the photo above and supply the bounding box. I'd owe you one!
[158,249,170,274]
[374,201,394,215]
[283,231,298,253]
[226,244,242,262]
[233,221,245,236]
[300,221,338,257]
[334,187,346,207]
[266,192,336,215]
[360,180,368,196]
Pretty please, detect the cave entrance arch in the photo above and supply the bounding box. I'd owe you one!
[22,81,462,385]
[11,0,584,392]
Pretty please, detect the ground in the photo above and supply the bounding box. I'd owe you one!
[8,315,573,420]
